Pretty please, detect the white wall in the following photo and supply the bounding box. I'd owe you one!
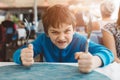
[111,0,120,20]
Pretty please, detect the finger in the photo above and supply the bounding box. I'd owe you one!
[24,53,33,58]
[23,57,34,62]
[28,44,33,49]
[78,61,92,68]
[22,48,33,54]
[22,60,34,67]
[79,53,92,59]
[78,55,93,64]
[21,51,33,57]
[79,67,92,73]
[75,52,81,59]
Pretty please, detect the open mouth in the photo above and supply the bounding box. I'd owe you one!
[57,41,66,46]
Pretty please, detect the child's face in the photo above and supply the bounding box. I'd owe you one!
[48,24,75,49]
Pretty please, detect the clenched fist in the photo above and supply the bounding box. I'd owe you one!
[20,44,34,67]
[75,52,102,73]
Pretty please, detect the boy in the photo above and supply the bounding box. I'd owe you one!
[13,4,114,73]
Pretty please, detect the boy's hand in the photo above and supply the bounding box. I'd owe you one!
[75,52,102,73]
[21,44,34,67]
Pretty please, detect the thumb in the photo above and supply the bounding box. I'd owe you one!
[28,44,33,49]
[75,52,81,60]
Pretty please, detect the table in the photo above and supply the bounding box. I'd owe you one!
[0,62,120,80]
[95,62,120,80]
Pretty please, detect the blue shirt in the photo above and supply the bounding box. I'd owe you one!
[13,33,114,67]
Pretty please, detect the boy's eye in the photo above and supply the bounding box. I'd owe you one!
[51,32,58,34]
[65,30,71,33]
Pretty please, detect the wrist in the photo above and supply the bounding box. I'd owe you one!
[93,56,102,68]
[19,57,23,65]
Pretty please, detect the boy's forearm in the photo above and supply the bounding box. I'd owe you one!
[13,49,22,64]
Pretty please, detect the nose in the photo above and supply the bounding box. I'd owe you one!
[58,33,65,40]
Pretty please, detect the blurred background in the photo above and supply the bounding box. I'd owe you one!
[0,0,119,24]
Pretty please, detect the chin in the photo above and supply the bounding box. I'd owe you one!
[57,45,68,49]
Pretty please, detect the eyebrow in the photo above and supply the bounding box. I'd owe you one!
[49,29,58,32]
[49,25,72,31]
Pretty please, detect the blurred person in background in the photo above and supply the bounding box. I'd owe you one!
[92,0,116,44]
[1,13,18,47]
[17,20,27,45]
[75,11,86,34]
[102,7,120,63]
[99,0,115,28]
